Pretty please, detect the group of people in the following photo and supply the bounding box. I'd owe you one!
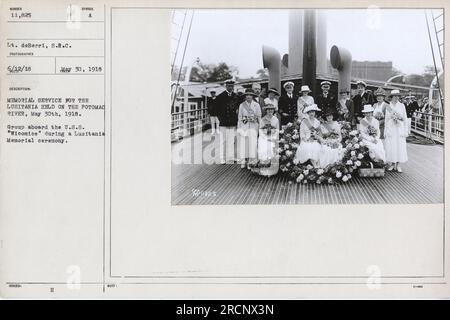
[207,79,409,175]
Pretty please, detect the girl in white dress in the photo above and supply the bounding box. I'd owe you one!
[256,104,279,177]
[384,90,408,172]
[237,89,262,168]
[319,111,344,168]
[294,104,322,167]
[297,85,315,120]
[359,105,386,162]
[372,87,388,139]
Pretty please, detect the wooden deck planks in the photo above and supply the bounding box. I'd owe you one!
[171,134,443,205]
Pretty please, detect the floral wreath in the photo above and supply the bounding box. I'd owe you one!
[277,120,384,184]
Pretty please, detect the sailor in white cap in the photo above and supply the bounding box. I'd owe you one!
[294,104,322,167]
[384,89,408,172]
[352,80,374,120]
[297,85,315,120]
[359,104,386,163]
[283,81,295,89]
[216,78,239,164]
[278,81,297,126]
[316,80,336,118]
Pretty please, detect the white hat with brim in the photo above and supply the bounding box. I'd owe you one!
[300,85,311,92]
[283,81,295,88]
[304,104,321,114]
[320,81,331,87]
[361,104,375,113]
[389,89,401,96]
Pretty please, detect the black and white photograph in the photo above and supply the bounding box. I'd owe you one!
[171,8,444,205]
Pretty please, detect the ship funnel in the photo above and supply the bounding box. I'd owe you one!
[330,45,352,94]
[262,45,281,92]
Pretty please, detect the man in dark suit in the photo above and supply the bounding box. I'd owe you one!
[316,81,337,118]
[278,81,298,126]
[336,89,355,126]
[216,79,240,164]
[252,82,265,110]
[207,90,219,134]
[404,95,419,118]
[352,80,375,120]
[404,95,420,136]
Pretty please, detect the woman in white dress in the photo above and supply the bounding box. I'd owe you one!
[297,85,315,120]
[359,104,386,162]
[256,103,279,177]
[319,111,344,168]
[372,87,388,139]
[263,88,280,127]
[294,104,322,167]
[384,89,408,172]
[237,89,262,169]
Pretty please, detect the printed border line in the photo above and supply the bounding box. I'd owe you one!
[107,7,446,283]
[4,281,447,286]
[103,3,107,294]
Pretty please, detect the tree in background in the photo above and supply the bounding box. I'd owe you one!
[255,68,269,79]
[404,65,442,87]
[186,62,239,82]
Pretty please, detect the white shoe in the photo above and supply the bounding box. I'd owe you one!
[387,165,394,171]
[396,166,403,173]
[220,159,226,165]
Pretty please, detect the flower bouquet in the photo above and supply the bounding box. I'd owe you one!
[261,123,276,135]
[308,127,322,142]
[242,115,257,124]
[391,111,403,124]
[367,125,378,138]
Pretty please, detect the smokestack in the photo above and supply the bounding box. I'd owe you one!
[302,9,317,96]
[330,45,352,94]
[262,45,281,92]
[288,9,304,75]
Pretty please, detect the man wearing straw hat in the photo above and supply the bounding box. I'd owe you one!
[252,82,265,111]
[278,81,298,126]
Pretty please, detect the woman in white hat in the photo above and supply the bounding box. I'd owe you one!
[372,87,388,139]
[264,88,281,128]
[384,90,408,172]
[297,85,315,120]
[294,104,323,167]
[255,103,280,177]
[237,89,262,168]
[359,104,386,163]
